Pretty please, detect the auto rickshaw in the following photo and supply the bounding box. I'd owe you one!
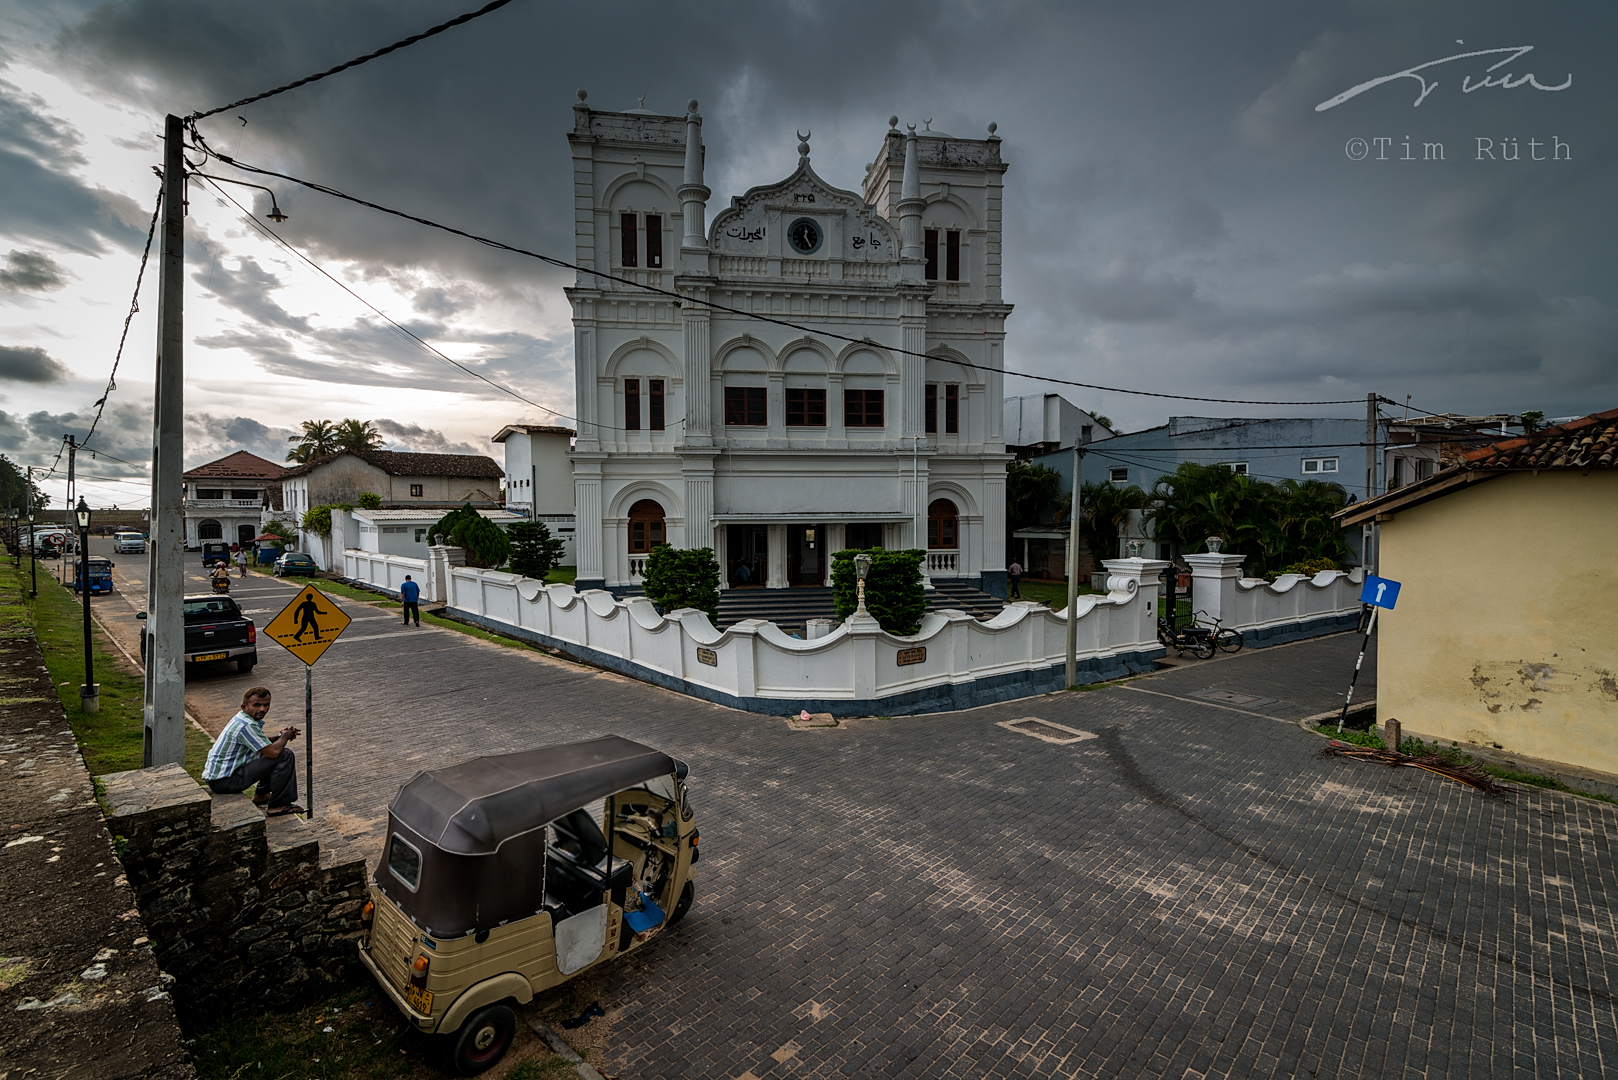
[359,735,700,1075]
[72,557,115,594]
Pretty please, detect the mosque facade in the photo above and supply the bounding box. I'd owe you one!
[564,92,1012,597]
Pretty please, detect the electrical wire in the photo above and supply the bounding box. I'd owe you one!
[194,140,1371,409]
[82,183,164,450]
[187,0,520,122]
[196,175,657,435]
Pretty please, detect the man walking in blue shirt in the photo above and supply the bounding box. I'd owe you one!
[400,574,421,627]
[202,686,302,816]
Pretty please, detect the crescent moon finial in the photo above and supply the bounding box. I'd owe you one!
[797,129,810,142]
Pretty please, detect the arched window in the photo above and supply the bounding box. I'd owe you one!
[198,519,223,540]
[926,499,957,549]
[627,499,666,553]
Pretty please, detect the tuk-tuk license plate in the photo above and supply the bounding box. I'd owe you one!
[406,986,433,1014]
[193,652,228,662]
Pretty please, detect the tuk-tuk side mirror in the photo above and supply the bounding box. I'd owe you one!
[673,759,689,781]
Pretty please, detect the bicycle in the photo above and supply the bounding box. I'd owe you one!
[1157,615,1215,659]
[1191,610,1244,654]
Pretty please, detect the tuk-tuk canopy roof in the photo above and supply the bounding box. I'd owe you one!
[390,735,675,856]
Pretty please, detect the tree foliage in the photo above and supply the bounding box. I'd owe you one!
[356,491,383,509]
[287,419,340,463]
[300,503,351,537]
[259,519,295,548]
[642,546,720,622]
[0,455,47,512]
[1006,461,1064,532]
[335,418,385,452]
[430,503,511,569]
[1144,463,1351,578]
[507,521,567,580]
[1077,481,1149,561]
[830,548,927,636]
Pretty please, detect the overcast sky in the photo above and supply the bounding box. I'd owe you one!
[1,0,1612,508]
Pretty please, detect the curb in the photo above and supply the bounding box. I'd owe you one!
[529,1018,606,1080]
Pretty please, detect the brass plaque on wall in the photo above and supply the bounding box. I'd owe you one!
[696,647,718,667]
[896,646,927,666]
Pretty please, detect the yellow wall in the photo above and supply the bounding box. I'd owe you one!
[1378,470,1618,773]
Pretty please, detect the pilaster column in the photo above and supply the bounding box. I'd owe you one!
[1183,553,1247,623]
[573,324,599,451]
[572,455,606,589]
[681,451,717,552]
[766,524,788,589]
[680,293,712,444]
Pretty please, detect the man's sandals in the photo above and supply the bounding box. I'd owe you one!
[265,803,306,817]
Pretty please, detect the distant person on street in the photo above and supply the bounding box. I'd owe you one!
[292,593,328,642]
[1008,560,1023,599]
[202,686,303,816]
[235,547,248,577]
[400,574,421,627]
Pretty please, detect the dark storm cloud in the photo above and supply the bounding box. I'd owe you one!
[189,234,311,332]
[0,343,69,381]
[0,249,70,291]
[0,400,151,474]
[372,418,485,456]
[185,413,293,466]
[33,0,1618,431]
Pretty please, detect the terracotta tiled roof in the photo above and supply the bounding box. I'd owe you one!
[281,449,504,480]
[491,424,576,442]
[182,451,288,481]
[1460,407,1618,471]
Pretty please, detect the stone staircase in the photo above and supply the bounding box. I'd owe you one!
[715,581,1006,636]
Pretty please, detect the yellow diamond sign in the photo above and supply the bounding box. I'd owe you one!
[264,584,352,667]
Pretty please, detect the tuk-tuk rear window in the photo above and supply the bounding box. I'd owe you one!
[388,834,422,891]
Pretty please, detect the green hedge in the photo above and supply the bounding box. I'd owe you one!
[508,520,567,580]
[642,546,719,622]
[430,503,511,569]
[830,548,926,635]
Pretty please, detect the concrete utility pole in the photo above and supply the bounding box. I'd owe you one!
[1064,440,1084,689]
[1365,391,1378,575]
[144,114,186,768]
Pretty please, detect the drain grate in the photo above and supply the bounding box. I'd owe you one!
[997,717,1098,745]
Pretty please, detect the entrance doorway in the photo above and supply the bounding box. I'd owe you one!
[790,525,824,586]
[237,523,256,546]
[726,524,767,587]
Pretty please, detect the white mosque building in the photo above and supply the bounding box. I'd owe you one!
[564,92,1012,597]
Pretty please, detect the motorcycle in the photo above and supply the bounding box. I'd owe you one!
[210,574,231,595]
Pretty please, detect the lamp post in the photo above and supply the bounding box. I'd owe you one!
[27,509,37,599]
[75,497,98,714]
[853,552,872,619]
[1205,535,1224,554]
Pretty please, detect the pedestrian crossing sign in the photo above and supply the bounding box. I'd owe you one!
[264,584,352,666]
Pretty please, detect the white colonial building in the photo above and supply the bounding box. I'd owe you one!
[565,93,1012,596]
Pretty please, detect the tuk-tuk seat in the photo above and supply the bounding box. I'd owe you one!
[545,808,632,917]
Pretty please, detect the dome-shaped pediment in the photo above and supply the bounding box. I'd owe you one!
[709,158,899,267]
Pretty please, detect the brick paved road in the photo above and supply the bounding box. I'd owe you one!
[100,546,1616,1077]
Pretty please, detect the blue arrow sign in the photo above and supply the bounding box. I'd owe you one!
[1360,574,1401,609]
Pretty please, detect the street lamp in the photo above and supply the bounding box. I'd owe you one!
[1205,535,1224,554]
[75,497,98,715]
[26,508,37,599]
[853,553,872,619]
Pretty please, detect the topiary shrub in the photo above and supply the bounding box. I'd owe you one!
[1276,557,1341,578]
[356,491,383,509]
[641,546,719,622]
[508,521,567,580]
[830,548,927,635]
[430,502,511,569]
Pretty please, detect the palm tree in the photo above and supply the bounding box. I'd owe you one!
[286,419,340,463]
[334,418,385,452]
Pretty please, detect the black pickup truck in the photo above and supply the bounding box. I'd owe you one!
[138,595,258,674]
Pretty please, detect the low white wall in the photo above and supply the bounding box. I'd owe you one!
[343,549,428,596]
[1185,553,1364,641]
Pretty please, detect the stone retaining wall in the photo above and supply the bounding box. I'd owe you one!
[101,764,370,1015]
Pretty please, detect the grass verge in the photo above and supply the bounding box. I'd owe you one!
[1312,722,1617,804]
[0,560,211,778]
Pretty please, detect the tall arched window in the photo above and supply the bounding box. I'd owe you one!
[198,519,223,540]
[927,499,958,549]
[627,500,666,553]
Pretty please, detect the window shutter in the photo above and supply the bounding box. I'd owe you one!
[649,379,665,431]
[944,384,959,434]
[624,378,640,430]
[645,215,662,268]
[620,213,638,267]
[945,230,960,281]
[924,229,939,280]
[925,384,937,433]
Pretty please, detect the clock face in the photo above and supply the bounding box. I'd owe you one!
[787,217,823,254]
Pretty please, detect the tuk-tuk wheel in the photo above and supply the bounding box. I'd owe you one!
[667,879,695,927]
[447,1003,515,1076]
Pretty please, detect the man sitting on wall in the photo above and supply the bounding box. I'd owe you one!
[201,686,303,816]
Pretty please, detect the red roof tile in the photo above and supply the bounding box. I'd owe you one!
[182,451,288,481]
[1460,407,1618,471]
[281,449,504,480]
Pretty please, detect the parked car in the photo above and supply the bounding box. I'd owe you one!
[72,557,115,594]
[138,595,257,674]
[273,551,318,577]
[360,736,699,1075]
[201,541,231,567]
[114,531,147,554]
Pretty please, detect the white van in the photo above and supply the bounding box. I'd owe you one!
[115,531,147,554]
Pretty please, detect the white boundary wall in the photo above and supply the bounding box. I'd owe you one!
[1185,554,1364,640]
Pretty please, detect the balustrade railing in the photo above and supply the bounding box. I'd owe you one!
[628,554,649,582]
[927,549,960,574]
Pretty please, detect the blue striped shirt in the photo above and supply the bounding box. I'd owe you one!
[202,710,271,781]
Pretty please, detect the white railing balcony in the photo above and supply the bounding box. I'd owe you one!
[927,550,960,575]
[185,498,263,510]
[628,554,649,583]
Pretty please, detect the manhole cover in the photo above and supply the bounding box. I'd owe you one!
[1190,688,1279,708]
[997,717,1097,745]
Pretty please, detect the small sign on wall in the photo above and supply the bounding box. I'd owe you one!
[896,646,927,667]
[696,647,718,667]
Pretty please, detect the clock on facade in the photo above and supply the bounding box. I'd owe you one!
[786,217,823,255]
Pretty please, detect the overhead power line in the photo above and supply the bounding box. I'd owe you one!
[194,140,1369,409]
[188,0,520,122]
[83,182,164,450]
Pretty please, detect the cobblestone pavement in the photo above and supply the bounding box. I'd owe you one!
[99,546,1616,1077]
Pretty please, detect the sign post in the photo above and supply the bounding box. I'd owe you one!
[262,584,351,818]
[1338,574,1400,733]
